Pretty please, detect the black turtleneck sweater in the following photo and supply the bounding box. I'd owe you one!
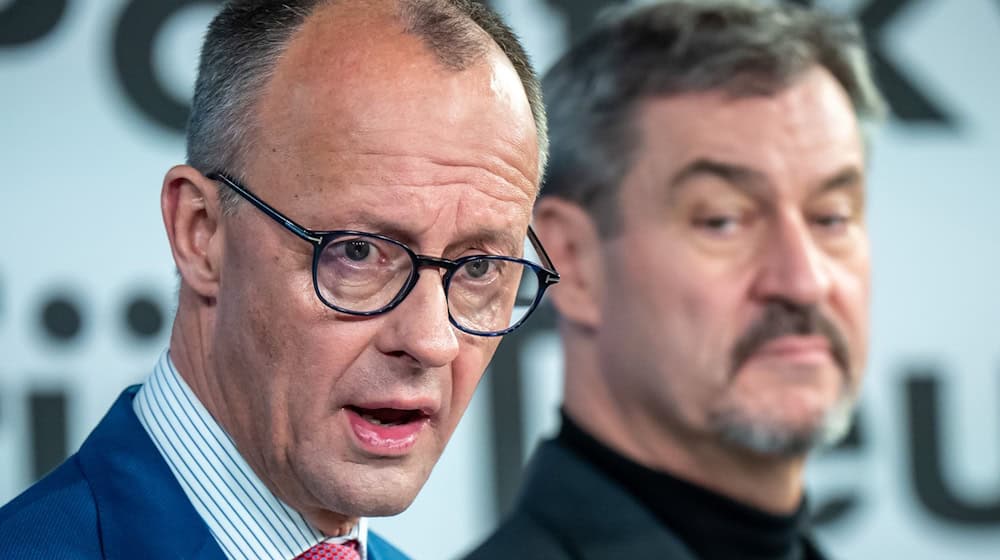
[557,413,824,560]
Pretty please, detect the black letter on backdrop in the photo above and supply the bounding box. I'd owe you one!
[0,0,67,46]
[113,0,219,133]
[908,371,1000,525]
[750,0,957,126]
[811,411,866,527]
[859,0,954,126]
[487,306,556,516]
[30,390,68,480]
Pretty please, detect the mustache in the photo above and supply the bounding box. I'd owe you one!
[730,301,851,376]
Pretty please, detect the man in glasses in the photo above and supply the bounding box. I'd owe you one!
[468,1,883,559]
[0,1,555,558]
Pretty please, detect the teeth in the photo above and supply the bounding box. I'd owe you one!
[360,412,408,426]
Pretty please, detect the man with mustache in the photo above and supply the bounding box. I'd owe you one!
[467,1,884,558]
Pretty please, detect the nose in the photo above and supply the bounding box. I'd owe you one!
[751,214,832,307]
[374,268,461,369]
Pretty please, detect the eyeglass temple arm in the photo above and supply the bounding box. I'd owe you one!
[527,224,560,283]
[207,172,322,245]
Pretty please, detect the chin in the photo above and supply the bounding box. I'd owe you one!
[307,460,428,518]
[312,485,419,519]
[342,494,414,517]
[708,391,856,457]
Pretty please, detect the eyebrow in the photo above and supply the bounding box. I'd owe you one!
[667,158,769,201]
[327,211,413,240]
[337,211,523,257]
[667,157,864,200]
[816,167,864,194]
[447,230,524,257]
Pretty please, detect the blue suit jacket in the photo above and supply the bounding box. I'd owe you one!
[0,386,408,560]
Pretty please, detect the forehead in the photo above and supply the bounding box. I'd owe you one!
[241,2,540,249]
[631,67,864,195]
[257,2,538,176]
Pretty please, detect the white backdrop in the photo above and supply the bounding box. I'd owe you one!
[2,1,999,558]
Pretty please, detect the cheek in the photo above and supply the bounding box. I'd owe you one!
[222,261,377,415]
[220,232,317,343]
[223,271,316,376]
[667,279,746,399]
[289,319,385,401]
[640,262,744,375]
[604,257,739,409]
[830,258,871,362]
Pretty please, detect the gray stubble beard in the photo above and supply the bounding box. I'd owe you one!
[707,389,857,458]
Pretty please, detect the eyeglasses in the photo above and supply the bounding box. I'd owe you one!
[207,172,560,337]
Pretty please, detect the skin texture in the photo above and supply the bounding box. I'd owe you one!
[160,1,539,536]
[541,66,869,514]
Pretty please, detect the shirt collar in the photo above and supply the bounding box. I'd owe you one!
[134,349,368,560]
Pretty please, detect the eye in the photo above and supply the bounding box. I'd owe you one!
[326,237,393,267]
[809,211,855,236]
[691,212,750,238]
[813,214,849,227]
[344,239,373,261]
[462,259,492,279]
[694,215,739,232]
[807,190,862,236]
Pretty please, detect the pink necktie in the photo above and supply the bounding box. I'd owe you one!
[293,540,361,560]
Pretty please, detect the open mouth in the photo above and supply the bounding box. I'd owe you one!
[345,405,432,455]
[347,406,428,426]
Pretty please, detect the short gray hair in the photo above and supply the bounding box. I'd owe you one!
[541,0,886,236]
[186,0,547,213]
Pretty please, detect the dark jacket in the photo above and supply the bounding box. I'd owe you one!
[465,439,699,559]
[465,439,827,560]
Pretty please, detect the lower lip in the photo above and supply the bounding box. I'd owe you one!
[749,336,833,364]
[346,409,428,456]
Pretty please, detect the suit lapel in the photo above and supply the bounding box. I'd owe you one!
[367,531,409,560]
[77,386,227,560]
[517,440,699,560]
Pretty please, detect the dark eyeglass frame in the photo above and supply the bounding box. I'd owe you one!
[207,171,560,336]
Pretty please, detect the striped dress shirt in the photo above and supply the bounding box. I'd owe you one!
[133,350,368,560]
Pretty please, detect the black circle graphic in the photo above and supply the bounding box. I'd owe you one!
[125,295,165,338]
[40,296,82,342]
[113,0,219,132]
[0,0,67,46]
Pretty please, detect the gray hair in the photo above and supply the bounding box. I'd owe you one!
[541,0,886,236]
[186,0,548,213]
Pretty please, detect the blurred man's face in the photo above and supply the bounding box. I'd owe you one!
[599,67,869,456]
[209,7,539,523]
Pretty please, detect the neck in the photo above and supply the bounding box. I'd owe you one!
[561,326,806,515]
[168,291,220,424]
[298,510,360,538]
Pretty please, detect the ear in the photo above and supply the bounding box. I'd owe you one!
[161,165,224,300]
[534,197,604,329]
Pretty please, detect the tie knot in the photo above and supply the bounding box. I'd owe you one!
[294,540,361,560]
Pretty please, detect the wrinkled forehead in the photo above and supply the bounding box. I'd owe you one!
[233,4,539,254]
[633,67,865,188]
[247,3,539,190]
